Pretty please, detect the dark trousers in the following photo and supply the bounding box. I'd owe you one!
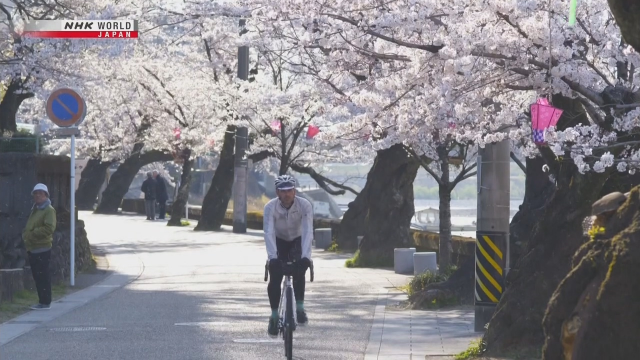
[157,200,166,219]
[28,250,52,305]
[268,237,309,310]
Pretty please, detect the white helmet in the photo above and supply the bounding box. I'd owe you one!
[274,175,296,190]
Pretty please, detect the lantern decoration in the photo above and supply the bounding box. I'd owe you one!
[270,120,281,132]
[530,98,563,145]
[306,124,320,139]
[173,127,181,140]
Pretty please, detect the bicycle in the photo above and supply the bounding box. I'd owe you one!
[264,254,314,360]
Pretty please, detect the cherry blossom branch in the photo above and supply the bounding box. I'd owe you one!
[289,162,359,196]
[451,163,477,188]
[320,13,444,53]
[336,32,411,62]
[575,96,605,125]
[247,150,274,163]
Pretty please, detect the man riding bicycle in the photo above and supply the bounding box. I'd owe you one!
[263,174,313,337]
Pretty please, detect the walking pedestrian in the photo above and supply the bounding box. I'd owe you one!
[141,172,157,220]
[22,183,56,310]
[153,170,168,220]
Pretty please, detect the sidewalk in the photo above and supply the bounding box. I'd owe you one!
[365,291,482,360]
[0,246,143,346]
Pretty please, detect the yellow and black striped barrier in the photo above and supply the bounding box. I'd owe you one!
[474,231,506,306]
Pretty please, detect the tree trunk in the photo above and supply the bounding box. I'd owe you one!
[335,183,369,250]
[438,183,453,270]
[541,185,640,360]
[351,144,420,267]
[168,149,192,226]
[508,156,555,265]
[437,145,453,270]
[194,125,236,231]
[0,81,33,134]
[76,159,114,210]
[94,150,172,214]
[608,0,640,53]
[482,163,611,354]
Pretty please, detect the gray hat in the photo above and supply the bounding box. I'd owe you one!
[592,192,627,216]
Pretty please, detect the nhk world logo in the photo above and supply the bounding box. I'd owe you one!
[22,20,139,39]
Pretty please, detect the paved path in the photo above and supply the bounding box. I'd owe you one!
[365,293,480,359]
[0,212,408,359]
[0,212,481,359]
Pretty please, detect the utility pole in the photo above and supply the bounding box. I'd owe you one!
[474,139,510,332]
[233,18,249,234]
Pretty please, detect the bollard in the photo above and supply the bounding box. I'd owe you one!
[314,228,332,249]
[394,248,416,274]
[0,268,24,303]
[413,252,438,275]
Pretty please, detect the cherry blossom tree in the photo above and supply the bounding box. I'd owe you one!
[237,0,640,354]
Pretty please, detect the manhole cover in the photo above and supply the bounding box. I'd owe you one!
[49,327,106,332]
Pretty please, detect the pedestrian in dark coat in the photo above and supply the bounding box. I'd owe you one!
[141,172,157,220]
[153,170,168,220]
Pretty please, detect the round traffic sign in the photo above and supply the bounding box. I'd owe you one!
[46,88,86,127]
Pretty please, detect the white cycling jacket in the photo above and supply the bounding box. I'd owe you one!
[263,196,314,260]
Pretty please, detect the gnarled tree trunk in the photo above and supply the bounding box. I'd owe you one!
[483,163,611,354]
[608,0,640,52]
[194,125,236,231]
[351,144,420,267]
[509,156,556,265]
[76,158,114,210]
[94,150,172,214]
[335,188,369,251]
[542,185,640,360]
[0,80,34,134]
[168,149,192,226]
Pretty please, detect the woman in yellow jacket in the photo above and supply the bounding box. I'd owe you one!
[22,183,57,310]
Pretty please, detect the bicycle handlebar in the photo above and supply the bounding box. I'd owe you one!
[263,259,314,282]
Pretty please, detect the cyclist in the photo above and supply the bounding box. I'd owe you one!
[263,174,313,337]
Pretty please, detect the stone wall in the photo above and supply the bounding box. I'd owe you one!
[0,153,93,302]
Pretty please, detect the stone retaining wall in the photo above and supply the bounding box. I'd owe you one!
[0,153,93,304]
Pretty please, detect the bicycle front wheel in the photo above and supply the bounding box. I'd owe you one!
[284,286,293,360]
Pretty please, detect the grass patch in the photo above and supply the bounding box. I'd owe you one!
[408,265,461,309]
[408,265,458,297]
[181,220,191,226]
[326,241,340,252]
[455,339,485,360]
[0,284,67,324]
[345,249,393,268]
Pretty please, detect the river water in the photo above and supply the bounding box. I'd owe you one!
[333,197,524,238]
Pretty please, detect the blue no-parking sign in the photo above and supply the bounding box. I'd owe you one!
[46,88,86,127]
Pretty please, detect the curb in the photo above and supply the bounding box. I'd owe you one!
[364,289,390,360]
[0,250,144,347]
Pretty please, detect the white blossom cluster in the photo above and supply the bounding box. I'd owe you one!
[3,0,640,176]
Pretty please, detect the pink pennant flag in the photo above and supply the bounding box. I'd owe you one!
[306,125,320,139]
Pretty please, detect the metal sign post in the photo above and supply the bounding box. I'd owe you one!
[46,88,86,287]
